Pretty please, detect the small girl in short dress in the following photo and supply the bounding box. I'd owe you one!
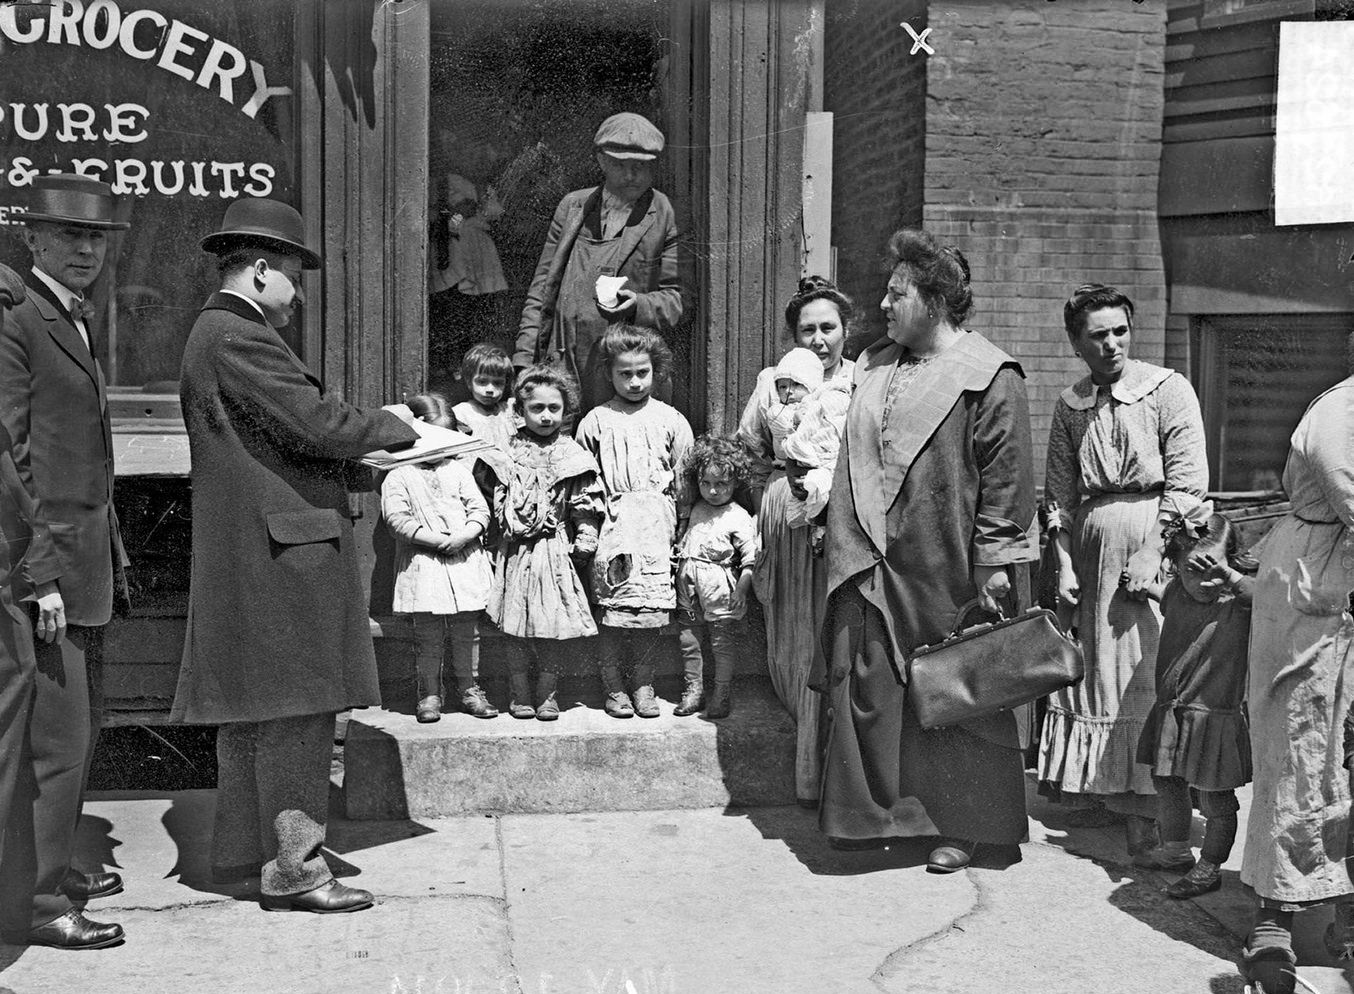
[381,393,497,722]
[673,434,757,719]
[1132,505,1255,899]
[487,366,604,721]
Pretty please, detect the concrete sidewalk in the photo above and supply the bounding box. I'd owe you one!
[1,785,1351,994]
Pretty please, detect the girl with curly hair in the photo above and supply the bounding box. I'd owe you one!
[576,325,693,719]
[672,434,758,718]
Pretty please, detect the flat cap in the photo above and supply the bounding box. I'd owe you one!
[594,112,664,161]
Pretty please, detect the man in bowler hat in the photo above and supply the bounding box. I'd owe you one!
[0,174,129,948]
[514,111,683,414]
[172,197,418,912]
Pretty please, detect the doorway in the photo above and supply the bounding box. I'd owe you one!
[426,0,688,407]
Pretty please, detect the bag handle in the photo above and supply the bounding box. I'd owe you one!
[949,598,1007,637]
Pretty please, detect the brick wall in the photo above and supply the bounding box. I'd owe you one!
[824,0,928,355]
[923,0,1169,478]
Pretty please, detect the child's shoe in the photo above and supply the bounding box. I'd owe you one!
[1165,858,1221,899]
[604,691,634,718]
[461,685,498,719]
[535,674,559,722]
[633,684,660,718]
[1125,814,1161,858]
[1241,941,1297,994]
[704,681,732,719]
[1132,841,1194,873]
[508,674,535,720]
[673,677,704,716]
[1324,901,1354,960]
[416,695,442,723]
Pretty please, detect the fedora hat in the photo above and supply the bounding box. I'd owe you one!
[22,173,130,230]
[200,197,322,270]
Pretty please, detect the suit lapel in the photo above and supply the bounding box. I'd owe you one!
[614,201,657,270]
[26,278,103,402]
[553,195,591,272]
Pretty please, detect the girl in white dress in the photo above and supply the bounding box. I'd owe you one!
[381,394,496,722]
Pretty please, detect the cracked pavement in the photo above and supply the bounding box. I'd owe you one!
[2,784,1353,994]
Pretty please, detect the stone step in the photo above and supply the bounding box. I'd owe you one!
[341,676,798,819]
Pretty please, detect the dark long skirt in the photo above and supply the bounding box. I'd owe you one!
[818,586,1027,845]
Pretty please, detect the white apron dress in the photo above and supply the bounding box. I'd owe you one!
[1242,378,1354,904]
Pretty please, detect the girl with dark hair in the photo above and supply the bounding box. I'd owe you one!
[1132,506,1254,900]
[818,229,1037,872]
[1037,282,1208,858]
[576,325,693,719]
[673,434,757,718]
[381,394,497,722]
[737,275,856,804]
[452,343,516,451]
[487,366,604,721]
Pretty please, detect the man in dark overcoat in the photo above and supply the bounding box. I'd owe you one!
[513,112,683,414]
[0,176,130,948]
[171,197,418,913]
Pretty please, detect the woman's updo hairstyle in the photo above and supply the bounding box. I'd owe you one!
[784,275,854,334]
[1063,283,1135,340]
[884,229,973,326]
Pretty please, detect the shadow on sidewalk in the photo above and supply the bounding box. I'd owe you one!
[1030,790,1258,970]
[74,790,435,901]
[734,804,937,875]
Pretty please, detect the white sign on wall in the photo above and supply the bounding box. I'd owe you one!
[1274,21,1354,226]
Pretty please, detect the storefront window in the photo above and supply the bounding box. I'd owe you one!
[1197,314,1351,491]
[0,0,298,397]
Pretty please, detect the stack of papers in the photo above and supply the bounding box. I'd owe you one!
[361,418,491,470]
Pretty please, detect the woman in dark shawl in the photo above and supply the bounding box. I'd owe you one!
[817,229,1039,872]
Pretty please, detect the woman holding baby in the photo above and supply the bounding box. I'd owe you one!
[815,229,1039,872]
[737,276,856,807]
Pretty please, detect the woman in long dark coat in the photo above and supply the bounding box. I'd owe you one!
[817,229,1039,872]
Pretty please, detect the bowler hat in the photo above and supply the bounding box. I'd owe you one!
[22,174,130,231]
[594,112,664,161]
[200,197,322,270]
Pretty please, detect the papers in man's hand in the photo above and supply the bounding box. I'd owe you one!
[361,419,490,470]
[595,274,628,308]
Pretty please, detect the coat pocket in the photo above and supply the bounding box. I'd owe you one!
[265,508,342,546]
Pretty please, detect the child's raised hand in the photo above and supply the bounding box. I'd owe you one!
[1187,550,1234,593]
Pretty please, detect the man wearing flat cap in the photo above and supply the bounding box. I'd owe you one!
[0,174,129,949]
[173,196,418,913]
[515,111,683,415]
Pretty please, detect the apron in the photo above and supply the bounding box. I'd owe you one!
[553,230,625,414]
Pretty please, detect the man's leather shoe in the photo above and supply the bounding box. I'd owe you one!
[260,878,374,914]
[27,909,125,949]
[927,839,975,873]
[60,868,123,900]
